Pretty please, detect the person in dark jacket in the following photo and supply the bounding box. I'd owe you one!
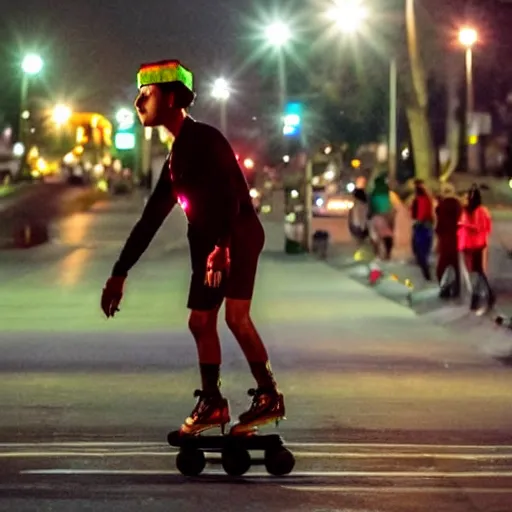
[435,182,462,298]
[100,59,284,437]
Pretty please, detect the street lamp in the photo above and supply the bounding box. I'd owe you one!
[264,21,291,47]
[325,1,397,182]
[326,0,369,34]
[459,26,477,172]
[52,104,72,125]
[18,53,44,144]
[21,54,43,75]
[211,78,230,135]
[264,21,291,116]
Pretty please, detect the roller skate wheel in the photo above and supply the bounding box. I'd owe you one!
[176,447,206,476]
[264,447,295,476]
[221,447,251,476]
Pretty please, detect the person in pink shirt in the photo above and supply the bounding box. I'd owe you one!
[457,185,495,309]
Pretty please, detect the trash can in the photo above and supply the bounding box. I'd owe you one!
[312,230,330,259]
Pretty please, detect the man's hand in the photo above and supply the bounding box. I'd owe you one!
[101,276,126,318]
[205,246,230,288]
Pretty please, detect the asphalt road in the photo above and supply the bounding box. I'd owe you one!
[1,194,512,511]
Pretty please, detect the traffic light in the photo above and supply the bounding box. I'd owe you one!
[282,102,302,137]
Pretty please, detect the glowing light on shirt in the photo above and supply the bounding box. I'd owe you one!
[178,195,189,211]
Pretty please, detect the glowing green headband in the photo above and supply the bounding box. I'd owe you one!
[137,60,194,91]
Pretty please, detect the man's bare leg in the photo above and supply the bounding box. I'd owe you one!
[180,307,230,434]
[225,298,284,432]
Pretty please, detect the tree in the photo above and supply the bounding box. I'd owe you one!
[404,0,436,181]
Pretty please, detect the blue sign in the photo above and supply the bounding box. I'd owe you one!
[283,102,302,137]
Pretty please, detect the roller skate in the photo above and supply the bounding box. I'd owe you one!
[178,389,230,436]
[230,388,285,436]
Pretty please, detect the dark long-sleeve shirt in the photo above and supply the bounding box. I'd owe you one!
[435,196,462,237]
[112,116,254,277]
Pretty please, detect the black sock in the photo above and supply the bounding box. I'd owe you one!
[249,361,276,391]
[199,364,221,396]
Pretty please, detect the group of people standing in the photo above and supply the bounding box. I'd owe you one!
[349,172,495,309]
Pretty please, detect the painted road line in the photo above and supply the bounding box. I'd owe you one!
[286,442,512,452]
[19,469,512,478]
[282,485,512,495]
[2,441,512,451]
[0,442,163,448]
[3,450,512,461]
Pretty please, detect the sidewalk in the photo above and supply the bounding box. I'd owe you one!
[318,205,512,343]
[2,190,511,366]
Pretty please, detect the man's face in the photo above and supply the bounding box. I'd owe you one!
[134,85,170,127]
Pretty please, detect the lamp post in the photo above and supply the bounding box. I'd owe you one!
[18,54,43,179]
[459,27,477,172]
[18,54,43,143]
[326,0,398,182]
[211,78,230,136]
[264,21,291,115]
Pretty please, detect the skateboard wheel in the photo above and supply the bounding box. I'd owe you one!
[176,447,205,476]
[221,447,251,476]
[264,447,295,476]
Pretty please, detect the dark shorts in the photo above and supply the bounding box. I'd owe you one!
[186,216,265,311]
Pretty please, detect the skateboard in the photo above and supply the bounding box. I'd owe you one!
[167,429,295,477]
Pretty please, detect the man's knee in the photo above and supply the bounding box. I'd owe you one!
[225,299,252,334]
[188,310,218,338]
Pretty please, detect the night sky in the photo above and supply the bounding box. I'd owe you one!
[0,0,273,126]
[1,0,512,134]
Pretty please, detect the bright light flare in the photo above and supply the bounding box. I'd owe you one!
[21,53,43,75]
[52,104,72,125]
[459,27,477,48]
[326,0,368,33]
[211,78,230,100]
[244,158,255,169]
[265,21,291,47]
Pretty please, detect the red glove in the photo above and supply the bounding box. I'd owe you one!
[205,246,230,288]
[101,276,126,318]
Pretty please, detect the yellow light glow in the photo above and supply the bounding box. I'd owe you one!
[52,104,72,125]
[459,27,477,48]
[36,158,47,172]
[326,0,368,33]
